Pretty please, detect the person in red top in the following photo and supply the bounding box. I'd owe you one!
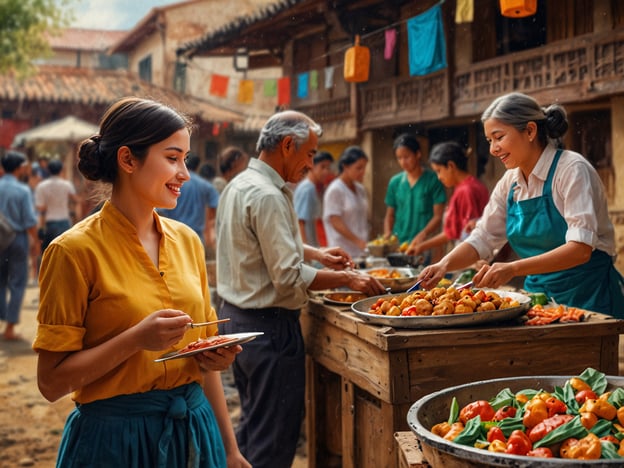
[407,141,489,256]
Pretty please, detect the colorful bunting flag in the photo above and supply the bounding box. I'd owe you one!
[384,28,397,60]
[209,74,229,97]
[238,79,254,104]
[455,0,474,23]
[297,72,309,99]
[407,4,448,76]
[263,79,277,97]
[324,66,334,89]
[278,76,291,106]
[310,70,319,90]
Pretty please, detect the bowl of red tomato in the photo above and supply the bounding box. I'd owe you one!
[407,368,624,466]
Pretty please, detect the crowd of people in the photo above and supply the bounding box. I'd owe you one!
[0,90,622,468]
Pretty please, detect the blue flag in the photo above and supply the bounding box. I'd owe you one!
[297,72,309,99]
[407,4,448,76]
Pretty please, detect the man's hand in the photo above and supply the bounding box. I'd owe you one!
[318,246,354,270]
[345,270,386,296]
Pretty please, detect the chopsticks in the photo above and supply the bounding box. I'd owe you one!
[187,318,230,328]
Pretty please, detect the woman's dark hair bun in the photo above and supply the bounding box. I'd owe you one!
[544,105,568,139]
[77,135,104,182]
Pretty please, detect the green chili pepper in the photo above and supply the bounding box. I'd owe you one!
[448,397,459,424]
[534,415,588,448]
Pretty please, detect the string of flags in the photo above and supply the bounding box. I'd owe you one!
[202,0,535,106]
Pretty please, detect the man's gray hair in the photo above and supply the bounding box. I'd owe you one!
[256,111,322,153]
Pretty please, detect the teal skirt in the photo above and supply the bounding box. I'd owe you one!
[56,382,226,468]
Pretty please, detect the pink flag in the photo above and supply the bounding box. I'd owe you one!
[384,29,397,60]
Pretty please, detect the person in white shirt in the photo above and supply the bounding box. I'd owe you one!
[34,158,80,251]
[417,92,624,317]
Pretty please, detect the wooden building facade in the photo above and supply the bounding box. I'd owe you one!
[179,0,624,270]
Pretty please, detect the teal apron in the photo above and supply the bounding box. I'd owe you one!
[506,149,624,318]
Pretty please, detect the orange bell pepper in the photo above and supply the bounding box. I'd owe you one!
[560,433,601,459]
[523,397,548,429]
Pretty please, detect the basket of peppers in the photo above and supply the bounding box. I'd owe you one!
[407,368,624,466]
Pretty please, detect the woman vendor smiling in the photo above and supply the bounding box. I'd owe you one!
[418,92,624,317]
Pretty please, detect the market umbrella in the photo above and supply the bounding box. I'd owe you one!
[12,115,98,147]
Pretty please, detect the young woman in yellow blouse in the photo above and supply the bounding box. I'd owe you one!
[33,97,250,468]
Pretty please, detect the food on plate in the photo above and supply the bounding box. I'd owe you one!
[430,368,624,459]
[366,268,404,279]
[368,287,520,317]
[178,335,238,354]
[325,292,367,304]
[524,304,585,326]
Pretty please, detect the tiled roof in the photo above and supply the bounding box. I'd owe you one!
[46,29,128,52]
[108,0,207,53]
[176,0,306,57]
[0,66,243,123]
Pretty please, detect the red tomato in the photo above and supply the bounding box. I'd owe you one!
[401,305,417,316]
[527,447,553,458]
[575,389,598,404]
[494,405,517,421]
[487,426,506,443]
[459,400,496,424]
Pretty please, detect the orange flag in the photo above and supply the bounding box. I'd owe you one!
[238,79,254,104]
[210,74,229,98]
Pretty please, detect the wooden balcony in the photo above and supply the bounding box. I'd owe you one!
[454,27,624,117]
[295,27,624,130]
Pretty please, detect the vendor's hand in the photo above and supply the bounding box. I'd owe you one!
[346,270,386,296]
[406,243,423,256]
[134,309,192,351]
[194,344,242,372]
[472,262,516,289]
[417,263,447,290]
[318,246,354,270]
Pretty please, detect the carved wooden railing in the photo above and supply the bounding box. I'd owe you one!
[454,28,624,116]
[295,96,352,122]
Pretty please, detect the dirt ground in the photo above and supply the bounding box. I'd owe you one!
[0,285,307,468]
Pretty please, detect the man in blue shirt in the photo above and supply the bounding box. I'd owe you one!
[159,153,219,253]
[293,151,334,247]
[0,151,39,340]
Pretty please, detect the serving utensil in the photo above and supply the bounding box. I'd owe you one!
[456,280,474,290]
[405,279,424,293]
[187,318,230,328]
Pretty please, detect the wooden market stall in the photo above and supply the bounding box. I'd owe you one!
[301,297,624,468]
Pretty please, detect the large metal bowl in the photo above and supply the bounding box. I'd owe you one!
[351,289,531,329]
[408,375,624,467]
[358,267,420,292]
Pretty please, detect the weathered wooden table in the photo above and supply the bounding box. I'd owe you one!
[301,297,624,468]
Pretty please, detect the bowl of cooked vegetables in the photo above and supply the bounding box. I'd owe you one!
[407,368,624,466]
[358,267,420,292]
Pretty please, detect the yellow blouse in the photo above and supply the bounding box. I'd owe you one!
[33,201,217,404]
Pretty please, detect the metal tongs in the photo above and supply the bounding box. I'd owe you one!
[187,318,230,328]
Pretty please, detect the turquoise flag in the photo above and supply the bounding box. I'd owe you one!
[297,72,309,99]
[407,4,447,76]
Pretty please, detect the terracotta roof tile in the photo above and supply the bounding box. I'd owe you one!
[178,0,306,57]
[46,28,128,51]
[0,66,243,123]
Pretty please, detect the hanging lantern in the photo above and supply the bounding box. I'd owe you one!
[499,0,537,18]
[344,35,370,83]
